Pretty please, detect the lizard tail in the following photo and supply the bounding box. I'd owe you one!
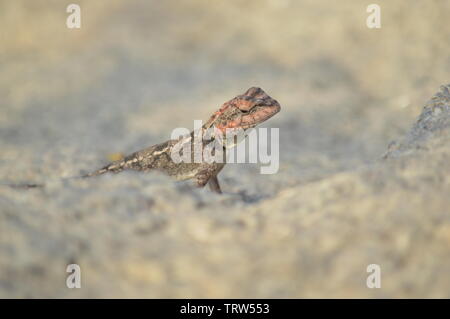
[1,160,128,188]
[82,168,109,178]
[1,182,44,189]
[82,161,127,178]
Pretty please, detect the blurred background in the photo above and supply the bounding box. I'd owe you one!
[2,0,449,178]
[1,0,449,298]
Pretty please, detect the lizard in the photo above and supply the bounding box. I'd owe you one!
[4,87,281,193]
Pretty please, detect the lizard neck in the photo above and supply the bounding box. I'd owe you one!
[189,127,228,152]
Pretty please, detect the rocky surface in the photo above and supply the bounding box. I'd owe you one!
[1,1,449,298]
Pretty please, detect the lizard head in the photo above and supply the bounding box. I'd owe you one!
[205,87,281,132]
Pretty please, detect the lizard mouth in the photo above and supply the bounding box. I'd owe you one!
[240,103,281,128]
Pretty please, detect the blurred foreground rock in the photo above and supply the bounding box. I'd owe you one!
[1,85,450,298]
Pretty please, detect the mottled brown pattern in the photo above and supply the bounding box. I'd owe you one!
[86,87,280,193]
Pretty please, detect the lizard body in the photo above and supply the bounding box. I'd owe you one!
[6,87,280,193]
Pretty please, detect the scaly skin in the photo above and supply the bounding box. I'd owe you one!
[86,87,281,193]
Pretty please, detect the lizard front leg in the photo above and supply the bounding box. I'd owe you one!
[195,163,225,194]
[207,175,222,194]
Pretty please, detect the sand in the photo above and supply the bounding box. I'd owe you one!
[1,0,449,298]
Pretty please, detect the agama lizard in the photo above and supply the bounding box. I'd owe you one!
[4,87,280,193]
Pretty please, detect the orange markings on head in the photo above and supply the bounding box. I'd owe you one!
[215,117,241,132]
[237,99,256,112]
